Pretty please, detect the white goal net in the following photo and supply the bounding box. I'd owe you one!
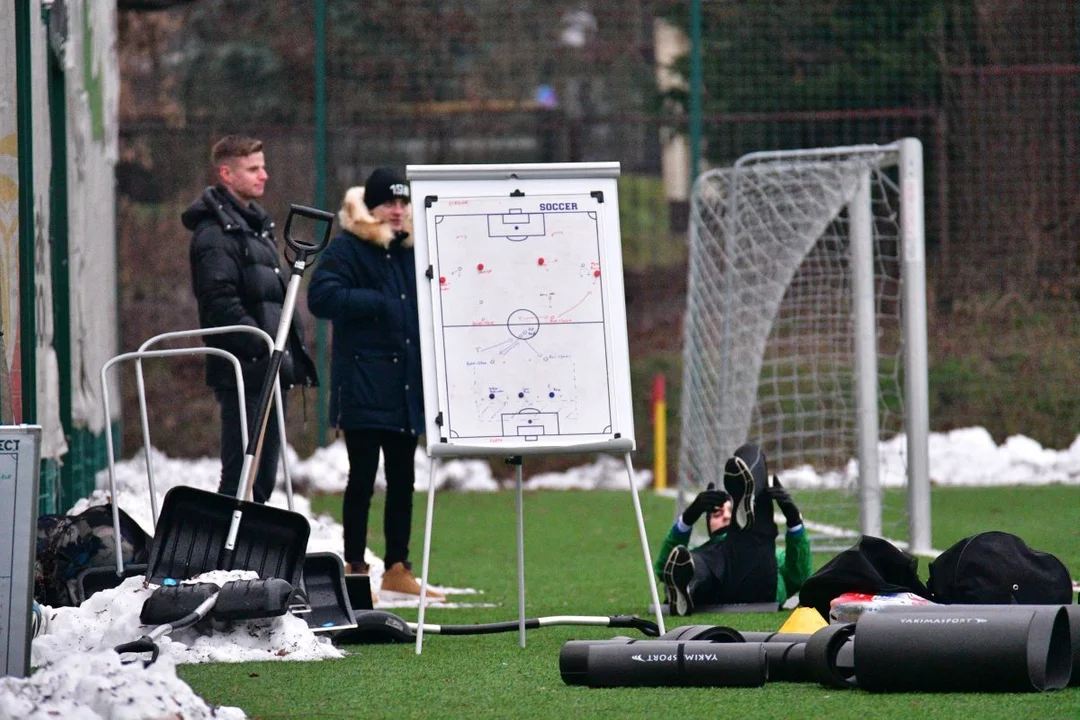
[678,139,930,552]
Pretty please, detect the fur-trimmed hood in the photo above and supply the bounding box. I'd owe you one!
[338,186,414,249]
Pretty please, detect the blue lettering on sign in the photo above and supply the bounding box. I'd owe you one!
[539,202,578,211]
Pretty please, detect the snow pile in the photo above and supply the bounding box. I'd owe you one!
[32,572,343,668]
[0,650,246,720]
[778,427,1080,489]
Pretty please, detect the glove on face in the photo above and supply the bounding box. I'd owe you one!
[682,483,730,527]
[767,475,802,528]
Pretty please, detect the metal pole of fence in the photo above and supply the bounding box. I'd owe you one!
[314,0,330,446]
[677,0,703,520]
[689,0,703,184]
[15,0,37,425]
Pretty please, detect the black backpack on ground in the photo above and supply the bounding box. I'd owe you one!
[798,535,932,618]
[928,530,1074,605]
[34,503,151,607]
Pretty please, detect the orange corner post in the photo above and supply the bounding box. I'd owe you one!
[651,374,667,490]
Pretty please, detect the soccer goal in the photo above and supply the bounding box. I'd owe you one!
[677,138,931,553]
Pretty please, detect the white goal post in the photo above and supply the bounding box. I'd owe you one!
[677,138,931,553]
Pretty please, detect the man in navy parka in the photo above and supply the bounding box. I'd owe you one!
[307,168,441,599]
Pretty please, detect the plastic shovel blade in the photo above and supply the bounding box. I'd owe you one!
[300,552,358,632]
[145,485,310,587]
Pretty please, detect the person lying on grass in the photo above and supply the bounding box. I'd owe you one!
[654,442,813,616]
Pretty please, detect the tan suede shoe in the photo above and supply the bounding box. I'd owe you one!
[381,561,445,600]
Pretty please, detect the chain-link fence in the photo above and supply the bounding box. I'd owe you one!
[115,0,1079,461]
[685,0,1078,304]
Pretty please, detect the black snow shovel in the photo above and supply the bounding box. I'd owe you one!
[297,552,358,632]
[145,204,334,587]
[116,578,297,666]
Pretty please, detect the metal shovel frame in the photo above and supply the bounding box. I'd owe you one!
[135,325,296,516]
[102,346,249,577]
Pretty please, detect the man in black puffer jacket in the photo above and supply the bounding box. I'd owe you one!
[182,135,318,503]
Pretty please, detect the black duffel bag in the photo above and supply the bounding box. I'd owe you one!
[929,530,1073,605]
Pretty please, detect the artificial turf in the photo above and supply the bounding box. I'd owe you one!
[179,485,1080,719]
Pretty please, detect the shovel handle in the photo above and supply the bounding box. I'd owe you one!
[609,615,661,637]
[283,204,334,261]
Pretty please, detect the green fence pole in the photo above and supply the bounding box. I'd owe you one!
[314,0,330,446]
[15,0,37,425]
[689,0,703,185]
[46,4,73,509]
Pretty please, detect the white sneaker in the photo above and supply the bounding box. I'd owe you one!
[662,546,695,616]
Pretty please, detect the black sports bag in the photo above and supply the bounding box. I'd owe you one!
[928,531,1073,605]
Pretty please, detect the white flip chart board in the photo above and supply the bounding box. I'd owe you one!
[408,163,635,457]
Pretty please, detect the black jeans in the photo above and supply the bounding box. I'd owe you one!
[342,429,418,567]
[215,387,284,504]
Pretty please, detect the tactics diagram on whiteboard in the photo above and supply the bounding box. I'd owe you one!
[426,194,615,443]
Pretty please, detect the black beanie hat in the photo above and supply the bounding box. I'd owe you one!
[363,167,411,210]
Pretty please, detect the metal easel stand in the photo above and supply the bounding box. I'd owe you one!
[413,450,666,654]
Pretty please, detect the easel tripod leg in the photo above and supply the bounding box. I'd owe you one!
[415,456,440,655]
[514,457,526,648]
[624,452,666,636]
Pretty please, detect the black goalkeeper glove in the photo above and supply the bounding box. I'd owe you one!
[767,476,803,528]
[682,483,728,527]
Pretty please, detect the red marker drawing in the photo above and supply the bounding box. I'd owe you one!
[593,269,601,277]
[477,263,485,272]
[538,257,545,266]
[440,276,446,284]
